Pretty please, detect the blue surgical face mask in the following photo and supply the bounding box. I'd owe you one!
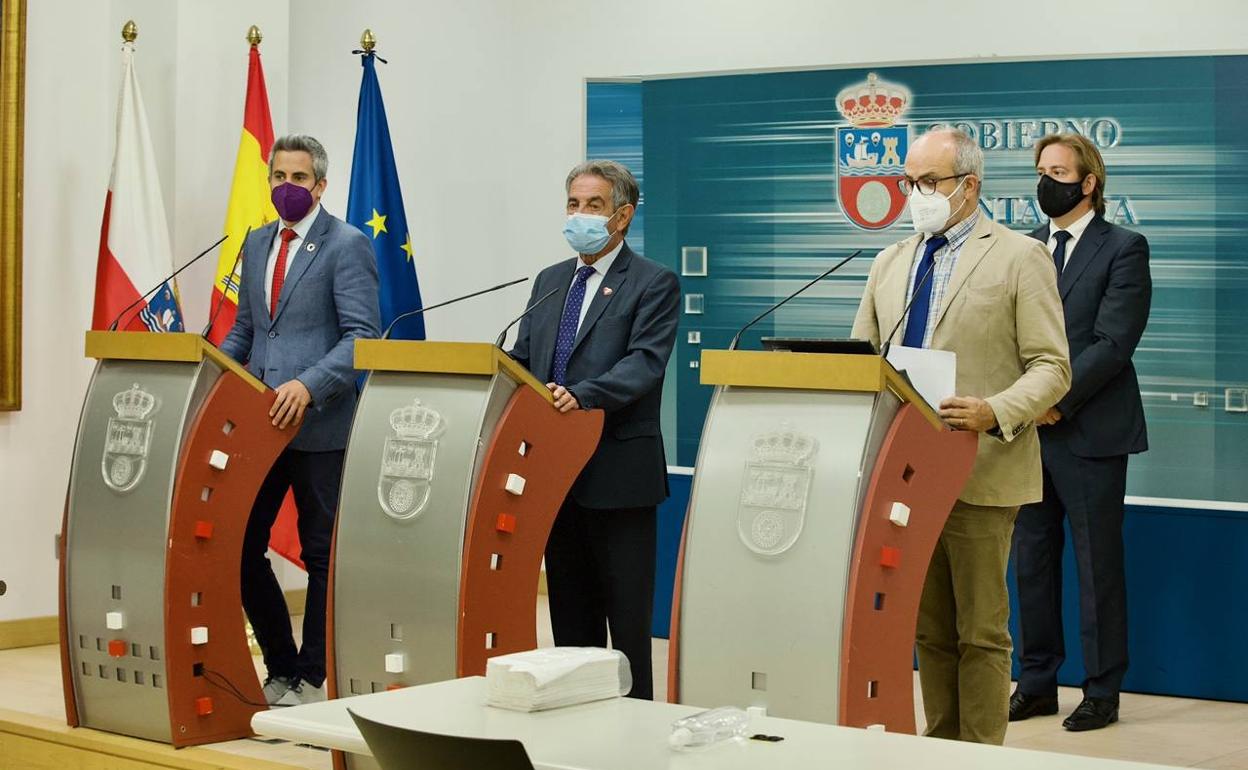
[563,212,616,255]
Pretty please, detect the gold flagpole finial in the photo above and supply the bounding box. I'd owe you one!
[247,25,263,46]
[360,29,376,52]
[121,20,138,43]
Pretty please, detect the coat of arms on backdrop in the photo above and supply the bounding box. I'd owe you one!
[378,398,445,521]
[102,384,158,494]
[738,426,818,556]
[835,72,912,230]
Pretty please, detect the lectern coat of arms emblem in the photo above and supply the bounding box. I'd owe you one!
[738,427,818,556]
[102,383,158,493]
[378,398,445,520]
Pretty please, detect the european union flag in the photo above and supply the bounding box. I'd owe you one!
[347,52,425,340]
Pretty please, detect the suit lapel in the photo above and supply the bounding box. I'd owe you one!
[1058,216,1109,300]
[571,245,632,354]
[272,208,331,324]
[932,215,995,331]
[253,222,280,330]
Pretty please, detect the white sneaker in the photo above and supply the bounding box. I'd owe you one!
[262,675,298,706]
[274,679,326,707]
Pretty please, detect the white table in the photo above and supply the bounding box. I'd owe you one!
[252,677,1178,770]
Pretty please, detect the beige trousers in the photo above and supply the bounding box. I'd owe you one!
[916,499,1019,745]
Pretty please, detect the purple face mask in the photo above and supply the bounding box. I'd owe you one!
[271,182,315,223]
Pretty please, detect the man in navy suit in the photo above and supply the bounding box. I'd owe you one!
[1009,133,1151,731]
[220,134,381,707]
[509,160,680,699]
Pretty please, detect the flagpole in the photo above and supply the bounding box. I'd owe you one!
[247,24,262,47]
[360,28,376,53]
[122,19,137,43]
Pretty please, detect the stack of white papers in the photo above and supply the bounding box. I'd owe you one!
[885,345,957,412]
[485,647,631,712]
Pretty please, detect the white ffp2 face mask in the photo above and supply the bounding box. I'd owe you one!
[907,176,969,234]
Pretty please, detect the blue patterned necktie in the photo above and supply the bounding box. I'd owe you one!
[1052,230,1072,277]
[550,265,597,385]
[900,234,949,349]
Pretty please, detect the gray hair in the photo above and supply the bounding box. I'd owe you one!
[565,160,640,210]
[926,127,985,180]
[269,134,329,181]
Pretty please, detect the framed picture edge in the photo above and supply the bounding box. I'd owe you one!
[0,0,26,411]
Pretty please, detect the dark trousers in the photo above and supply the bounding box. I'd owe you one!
[544,498,656,700]
[241,447,344,688]
[1013,451,1129,701]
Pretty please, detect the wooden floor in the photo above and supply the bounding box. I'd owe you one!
[4,599,1248,769]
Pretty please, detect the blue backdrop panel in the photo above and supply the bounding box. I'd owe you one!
[638,57,1248,503]
[651,472,691,639]
[588,57,1248,699]
[1007,503,1248,700]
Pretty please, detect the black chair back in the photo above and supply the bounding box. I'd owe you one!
[348,709,536,770]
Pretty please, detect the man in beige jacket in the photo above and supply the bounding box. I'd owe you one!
[852,128,1071,744]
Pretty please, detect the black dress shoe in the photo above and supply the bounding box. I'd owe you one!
[1063,696,1119,731]
[1009,690,1059,721]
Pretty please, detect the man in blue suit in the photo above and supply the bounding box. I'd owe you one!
[1009,133,1151,731]
[220,134,381,707]
[509,160,680,699]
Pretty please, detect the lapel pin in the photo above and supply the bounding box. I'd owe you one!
[306,242,316,252]
[602,286,613,296]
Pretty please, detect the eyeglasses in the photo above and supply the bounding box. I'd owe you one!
[898,174,969,197]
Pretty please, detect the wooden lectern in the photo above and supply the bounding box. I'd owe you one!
[59,331,293,746]
[326,341,602,770]
[669,349,977,733]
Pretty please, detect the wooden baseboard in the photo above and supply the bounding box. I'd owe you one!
[0,615,58,651]
[284,587,306,616]
[2,589,309,651]
[0,707,299,770]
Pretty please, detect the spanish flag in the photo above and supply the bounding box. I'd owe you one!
[211,40,304,569]
[206,42,277,344]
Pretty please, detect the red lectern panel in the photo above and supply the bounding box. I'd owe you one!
[838,403,977,731]
[457,385,603,677]
[164,371,292,747]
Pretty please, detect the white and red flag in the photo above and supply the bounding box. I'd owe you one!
[91,40,183,332]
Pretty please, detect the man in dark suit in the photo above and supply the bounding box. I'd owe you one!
[509,160,680,700]
[221,134,381,707]
[1009,133,1151,731]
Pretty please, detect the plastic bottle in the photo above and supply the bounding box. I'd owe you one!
[668,706,751,751]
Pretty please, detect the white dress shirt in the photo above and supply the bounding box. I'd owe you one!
[1046,208,1095,270]
[264,203,322,313]
[566,241,623,331]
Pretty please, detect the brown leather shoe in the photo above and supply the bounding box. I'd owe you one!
[1063,696,1119,731]
[1009,689,1059,722]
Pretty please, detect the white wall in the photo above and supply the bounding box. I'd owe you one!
[3,0,1246,621]
[286,0,530,342]
[287,0,1248,342]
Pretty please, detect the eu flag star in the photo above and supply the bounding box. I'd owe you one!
[401,233,414,261]
[365,208,388,238]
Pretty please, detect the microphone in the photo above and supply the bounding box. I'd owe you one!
[729,250,862,351]
[108,234,229,331]
[494,286,561,348]
[381,276,528,340]
[879,252,940,359]
[201,226,251,339]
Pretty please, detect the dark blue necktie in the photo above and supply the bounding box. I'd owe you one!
[1052,230,1072,277]
[550,265,597,385]
[900,234,948,349]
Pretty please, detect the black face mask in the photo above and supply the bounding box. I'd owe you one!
[1037,174,1086,219]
